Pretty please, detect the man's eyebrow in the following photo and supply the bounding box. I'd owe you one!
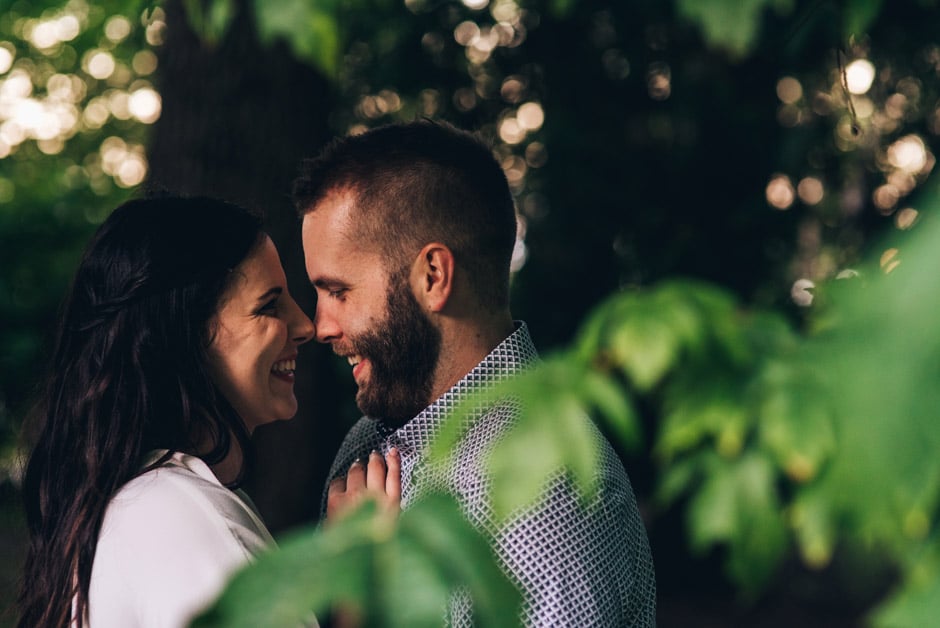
[255,287,283,303]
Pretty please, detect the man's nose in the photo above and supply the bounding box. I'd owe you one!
[314,305,340,344]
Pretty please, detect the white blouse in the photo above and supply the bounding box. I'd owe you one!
[85,450,275,627]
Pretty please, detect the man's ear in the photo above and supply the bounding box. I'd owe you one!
[411,243,454,313]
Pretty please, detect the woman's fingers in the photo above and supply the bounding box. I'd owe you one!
[326,475,349,520]
[385,447,401,502]
[366,450,386,492]
[345,457,366,491]
[327,450,401,522]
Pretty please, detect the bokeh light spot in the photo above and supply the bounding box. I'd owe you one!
[56,16,80,42]
[128,87,161,123]
[145,15,167,46]
[880,248,899,273]
[0,46,14,74]
[776,76,803,104]
[887,134,928,173]
[873,184,899,213]
[516,102,544,131]
[454,21,479,46]
[491,0,521,23]
[132,50,158,75]
[500,76,525,103]
[845,59,876,94]
[85,50,116,80]
[116,153,147,187]
[105,16,132,43]
[105,91,129,120]
[525,142,547,168]
[895,207,919,230]
[453,87,477,112]
[647,62,671,100]
[83,98,110,128]
[30,22,59,49]
[797,177,824,205]
[791,279,815,306]
[498,117,525,144]
[766,174,795,209]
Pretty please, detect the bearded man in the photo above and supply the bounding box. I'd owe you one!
[294,120,656,627]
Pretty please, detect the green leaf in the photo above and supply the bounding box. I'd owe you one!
[843,0,885,40]
[686,454,787,592]
[580,368,641,449]
[676,0,778,58]
[687,456,737,551]
[610,312,680,391]
[484,361,601,518]
[871,539,940,627]
[196,496,521,628]
[253,0,342,78]
[725,455,787,593]
[656,374,749,460]
[430,356,638,522]
[193,501,385,627]
[790,488,837,570]
[181,0,237,45]
[654,454,701,507]
[573,299,613,365]
[206,0,237,44]
[395,494,522,627]
[486,407,566,520]
[756,361,835,483]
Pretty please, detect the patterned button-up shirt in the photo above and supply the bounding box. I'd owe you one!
[323,322,656,626]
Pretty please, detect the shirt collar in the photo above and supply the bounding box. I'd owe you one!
[384,320,538,455]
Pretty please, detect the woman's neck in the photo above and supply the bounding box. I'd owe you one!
[211,446,242,486]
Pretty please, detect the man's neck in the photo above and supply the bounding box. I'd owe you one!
[428,314,515,404]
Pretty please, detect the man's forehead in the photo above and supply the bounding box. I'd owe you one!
[302,197,361,250]
[302,204,388,279]
[305,188,355,227]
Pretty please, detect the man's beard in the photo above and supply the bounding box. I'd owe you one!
[351,269,442,426]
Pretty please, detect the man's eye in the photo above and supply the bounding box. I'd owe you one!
[259,298,279,314]
[328,288,347,299]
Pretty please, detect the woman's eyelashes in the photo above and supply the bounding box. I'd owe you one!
[257,297,279,316]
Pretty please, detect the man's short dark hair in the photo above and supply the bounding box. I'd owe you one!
[293,120,517,312]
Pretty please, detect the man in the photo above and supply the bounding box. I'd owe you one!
[294,120,655,626]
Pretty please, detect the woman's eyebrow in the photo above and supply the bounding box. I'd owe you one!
[255,287,283,303]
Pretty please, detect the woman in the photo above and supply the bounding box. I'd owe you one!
[17,196,399,627]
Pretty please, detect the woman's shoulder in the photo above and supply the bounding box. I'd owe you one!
[99,451,273,556]
[88,452,272,627]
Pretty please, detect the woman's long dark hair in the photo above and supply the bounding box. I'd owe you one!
[17,196,264,628]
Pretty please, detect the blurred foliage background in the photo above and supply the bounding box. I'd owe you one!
[3,0,940,625]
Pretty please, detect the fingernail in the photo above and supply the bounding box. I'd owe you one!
[389,447,399,457]
[350,457,362,469]
[370,449,380,457]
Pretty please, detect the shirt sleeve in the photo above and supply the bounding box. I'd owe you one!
[88,469,271,628]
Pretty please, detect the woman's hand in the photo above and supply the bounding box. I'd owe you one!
[326,448,401,521]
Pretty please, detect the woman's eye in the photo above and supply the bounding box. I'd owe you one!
[259,299,279,314]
